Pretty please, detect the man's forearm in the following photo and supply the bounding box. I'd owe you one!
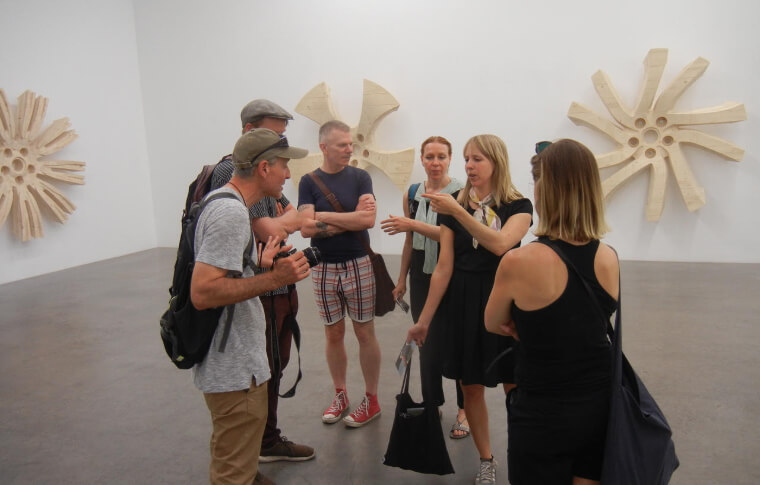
[252,210,302,241]
[192,271,287,310]
[300,219,345,239]
[317,210,375,231]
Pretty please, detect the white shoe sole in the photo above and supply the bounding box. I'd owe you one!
[322,409,348,424]
[343,410,381,428]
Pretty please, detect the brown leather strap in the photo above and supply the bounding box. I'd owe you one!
[308,171,346,213]
[307,171,375,257]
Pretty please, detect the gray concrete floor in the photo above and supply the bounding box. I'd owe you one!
[0,248,758,484]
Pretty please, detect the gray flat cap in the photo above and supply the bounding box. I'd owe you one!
[240,99,294,126]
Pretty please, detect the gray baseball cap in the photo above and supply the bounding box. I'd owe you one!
[232,128,308,168]
[240,99,294,126]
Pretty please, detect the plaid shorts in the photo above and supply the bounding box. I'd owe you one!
[312,255,375,324]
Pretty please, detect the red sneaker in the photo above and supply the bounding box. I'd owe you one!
[343,394,381,428]
[322,390,349,424]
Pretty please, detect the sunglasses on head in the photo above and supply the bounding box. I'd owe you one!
[535,141,552,154]
[250,135,290,164]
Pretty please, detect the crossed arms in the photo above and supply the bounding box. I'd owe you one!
[298,193,376,238]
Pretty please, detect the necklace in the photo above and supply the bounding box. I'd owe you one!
[228,181,246,206]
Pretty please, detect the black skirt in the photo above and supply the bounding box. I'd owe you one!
[438,268,516,387]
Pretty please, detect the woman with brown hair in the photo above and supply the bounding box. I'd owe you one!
[407,134,532,484]
[381,136,469,439]
[485,139,620,485]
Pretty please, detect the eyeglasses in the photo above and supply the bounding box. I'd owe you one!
[535,141,552,154]
[249,135,290,164]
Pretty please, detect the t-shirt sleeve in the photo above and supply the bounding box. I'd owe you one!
[437,213,453,230]
[503,198,534,226]
[195,200,251,273]
[358,169,373,197]
[298,175,315,208]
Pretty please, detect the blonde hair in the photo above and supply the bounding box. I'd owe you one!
[531,139,609,241]
[457,134,523,208]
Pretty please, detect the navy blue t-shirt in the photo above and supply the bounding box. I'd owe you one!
[298,167,373,263]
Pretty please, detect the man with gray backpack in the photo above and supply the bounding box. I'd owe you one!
[190,128,310,485]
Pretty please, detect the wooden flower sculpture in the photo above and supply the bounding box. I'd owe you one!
[290,79,414,192]
[0,90,84,241]
[568,48,746,221]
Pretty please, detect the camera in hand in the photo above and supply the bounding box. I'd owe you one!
[274,246,322,268]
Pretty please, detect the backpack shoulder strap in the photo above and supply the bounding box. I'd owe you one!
[408,183,420,205]
[194,190,253,353]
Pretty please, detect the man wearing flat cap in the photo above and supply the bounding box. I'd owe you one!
[191,128,311,485]
[209,100,315,469]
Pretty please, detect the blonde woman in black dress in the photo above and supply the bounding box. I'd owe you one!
[407,134,532,485]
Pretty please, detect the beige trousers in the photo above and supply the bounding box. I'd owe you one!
[204,379,268,485]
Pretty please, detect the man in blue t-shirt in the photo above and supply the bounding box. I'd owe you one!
[298,120,382,428]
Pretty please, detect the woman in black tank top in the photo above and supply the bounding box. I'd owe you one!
[485,139,620,485]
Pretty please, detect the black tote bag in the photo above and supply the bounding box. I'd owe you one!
[383,356,454,475]
[600,299,679,484]
[539,240,678,485]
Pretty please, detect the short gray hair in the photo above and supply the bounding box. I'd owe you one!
[319,120,350,143]
[233,164,255,179]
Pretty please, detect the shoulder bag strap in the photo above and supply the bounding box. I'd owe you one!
[307,171,375,257]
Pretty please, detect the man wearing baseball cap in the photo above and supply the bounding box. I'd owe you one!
[209,100,316,472]
[191,128,310,485]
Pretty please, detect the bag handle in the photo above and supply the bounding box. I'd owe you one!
[307,171,376,257]
[536,239,624,385]
[400,354,412,395]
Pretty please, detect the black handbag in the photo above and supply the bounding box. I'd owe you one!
[383,355,454,475]
[540,240,679,485]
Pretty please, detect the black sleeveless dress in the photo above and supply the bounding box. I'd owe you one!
[507,237,615,483]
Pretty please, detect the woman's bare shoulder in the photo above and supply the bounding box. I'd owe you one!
[503,242,559,272]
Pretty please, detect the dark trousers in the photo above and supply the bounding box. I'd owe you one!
[410,274,464,409]
[260,289,298,449]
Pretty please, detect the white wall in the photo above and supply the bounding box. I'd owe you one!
[2,0,758,285]
[135,0,760,263]
[0,0,156,285]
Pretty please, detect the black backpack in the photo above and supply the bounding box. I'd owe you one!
[183,160,222,217]
[160,192,252,369]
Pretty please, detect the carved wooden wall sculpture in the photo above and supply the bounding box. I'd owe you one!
[0,89,85,241]
[568,48,746,221]
[290,79,414,191]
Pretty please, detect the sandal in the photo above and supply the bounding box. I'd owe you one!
[449,415,470,439]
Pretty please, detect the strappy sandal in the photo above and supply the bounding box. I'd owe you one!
[449,416,470,439]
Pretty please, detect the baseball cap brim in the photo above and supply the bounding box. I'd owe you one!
[269,146,308,160]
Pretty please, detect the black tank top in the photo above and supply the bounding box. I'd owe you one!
[511,237,615,394]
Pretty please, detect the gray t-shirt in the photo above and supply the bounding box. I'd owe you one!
[191,188,271,393]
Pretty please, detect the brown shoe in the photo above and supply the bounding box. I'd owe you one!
[253,471,276,485]
[259,436,315,463]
